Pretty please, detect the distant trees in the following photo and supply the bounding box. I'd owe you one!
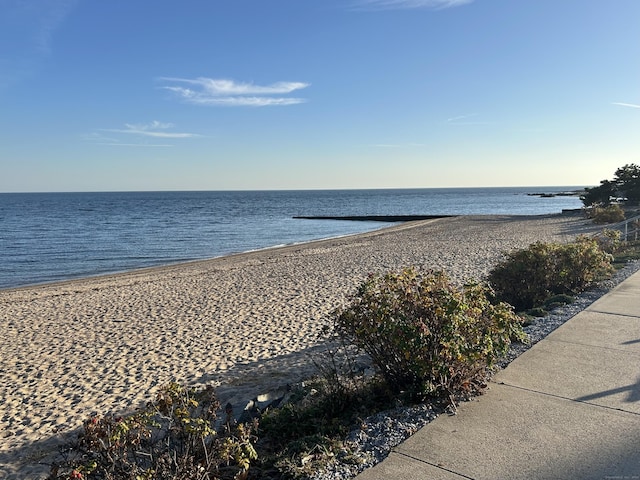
[581,163,640,207]
[614,164,640,204]
[581,179,616,207]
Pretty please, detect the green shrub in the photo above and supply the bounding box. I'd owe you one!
[48,383,257,480]
[595,228,623,254]
[332,268,525,399]
[612,239,640,265]
[525,307,548,318]
[488,237,613,311]
[591,204,625,224]
[541,293,575,310]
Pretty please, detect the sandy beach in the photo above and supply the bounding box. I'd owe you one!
[0,213,600,478]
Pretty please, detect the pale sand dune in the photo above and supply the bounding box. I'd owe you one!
[0,214,599,478]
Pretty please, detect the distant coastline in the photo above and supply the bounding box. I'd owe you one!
[527,189,586,198]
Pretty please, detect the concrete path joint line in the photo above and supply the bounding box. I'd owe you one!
[542,338,640,356]
[392,450,477,480]
[585,310,640,320]
[495,382,640,417]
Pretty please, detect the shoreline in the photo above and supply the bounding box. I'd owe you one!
[0,213,602,478]
[0,220,401,293]
[0,211,575,294]
[5,213,476,294]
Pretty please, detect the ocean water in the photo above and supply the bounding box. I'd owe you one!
[0,188,583,289]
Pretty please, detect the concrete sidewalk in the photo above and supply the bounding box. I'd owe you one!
[357,270,640,480]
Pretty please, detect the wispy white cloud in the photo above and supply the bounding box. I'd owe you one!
[367,143,428,148]
[100,143,174,147]
[446,113,478,123]
[445,113,492,125]
[88,121,200,147]
[104,121,201,138]
[351,0,473,11]
[83,132,173,148]
[612,102,640,109]
[159,77,310,107]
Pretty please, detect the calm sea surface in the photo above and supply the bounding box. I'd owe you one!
[0,188,583,289]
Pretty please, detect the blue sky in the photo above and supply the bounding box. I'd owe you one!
[1,0,638,192]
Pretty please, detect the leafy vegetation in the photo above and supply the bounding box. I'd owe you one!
[48,383,257,480]
[595,228,623,255]
[257,268,527,476]
[488,237,614,311]
[588,204,626,224]
[581,163,640,207]
[611,239,640,268]
[581,179,617,207]
[540,293,576,311]
[256,376,394,478]
[332,268,525,399]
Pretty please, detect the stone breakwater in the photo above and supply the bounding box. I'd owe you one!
[0,213,600,478]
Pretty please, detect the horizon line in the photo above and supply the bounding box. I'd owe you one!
[0,185,589,195]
